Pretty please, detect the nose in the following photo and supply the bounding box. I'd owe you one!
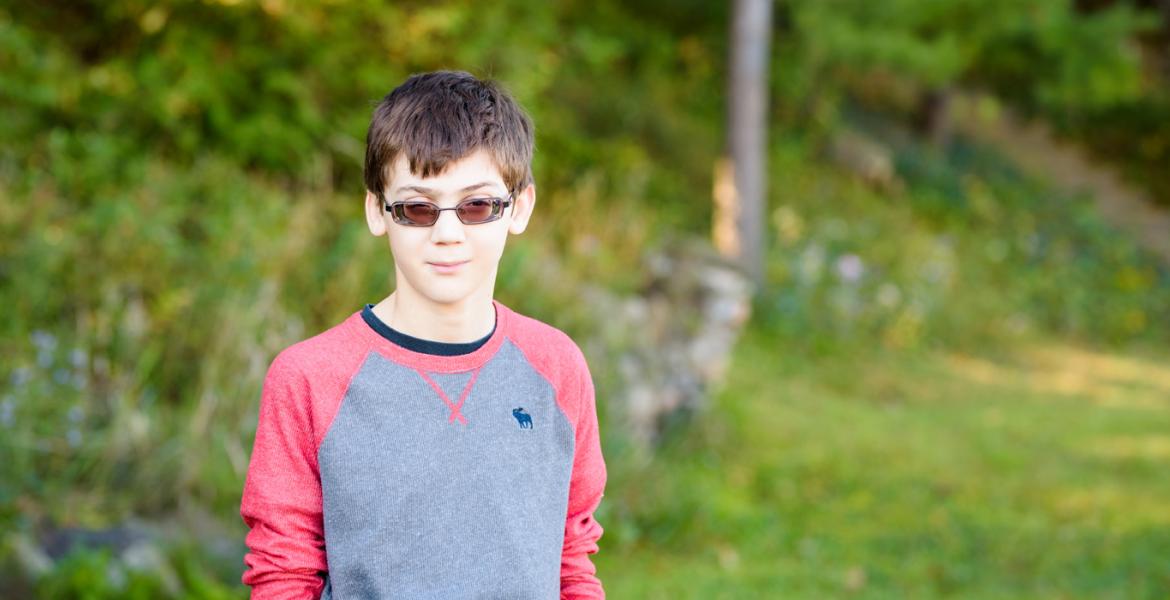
[429,208,466,244]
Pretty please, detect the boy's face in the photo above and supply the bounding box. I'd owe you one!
[364,149,534,309]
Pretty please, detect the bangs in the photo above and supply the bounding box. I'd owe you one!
[365,71,534,199]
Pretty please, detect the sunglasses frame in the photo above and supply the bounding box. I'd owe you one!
[383,191,515,227]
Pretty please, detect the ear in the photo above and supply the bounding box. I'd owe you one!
[365,190,388,236]
[507,183,536,235]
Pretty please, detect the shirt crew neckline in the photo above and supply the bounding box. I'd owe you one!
[361,303,494,356]
[344,299,511,373]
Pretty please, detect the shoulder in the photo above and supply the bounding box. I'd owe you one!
[503,305,587,367]
[500,303,592,394]
[257,312,368,447]
[500,303,598,433]
[266,311,369,383]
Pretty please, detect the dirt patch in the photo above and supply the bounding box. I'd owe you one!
[951,94,1170,265]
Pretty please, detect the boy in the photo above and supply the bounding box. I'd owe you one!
[239,71,607,599]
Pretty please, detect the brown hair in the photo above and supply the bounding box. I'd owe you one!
[364,70,535,202]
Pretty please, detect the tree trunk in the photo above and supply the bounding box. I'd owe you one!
[917,86,954,148]
[717,0,772,286]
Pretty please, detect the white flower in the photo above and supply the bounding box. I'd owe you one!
[835,254,865,283]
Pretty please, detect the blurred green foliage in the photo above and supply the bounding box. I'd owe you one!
[1,0,1169,597]
[771,0,1170,206]
[752,121,1170,356]
[35,547,172,599]
[786,0,1152,103]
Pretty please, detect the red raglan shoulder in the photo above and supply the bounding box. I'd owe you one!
[502,307,592,424]
[240,311,372,598]
[273,312,374,448]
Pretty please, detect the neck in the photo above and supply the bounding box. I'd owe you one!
[373,287,497,344]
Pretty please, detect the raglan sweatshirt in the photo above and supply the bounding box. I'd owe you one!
[240,299,607,599]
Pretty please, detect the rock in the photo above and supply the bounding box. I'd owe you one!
[587,238,753,449]
[827,129,900,192]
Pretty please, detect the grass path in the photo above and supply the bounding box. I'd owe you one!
[594,330,1170,598]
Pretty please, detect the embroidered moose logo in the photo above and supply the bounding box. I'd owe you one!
[512,407,533,429]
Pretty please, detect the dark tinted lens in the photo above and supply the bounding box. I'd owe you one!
[400,202,439,225]
[457,198,498,224]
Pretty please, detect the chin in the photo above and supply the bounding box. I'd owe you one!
[423,292,475,306]
[396,261,495,306]
[414,281,485,307]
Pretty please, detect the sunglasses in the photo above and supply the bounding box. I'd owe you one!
[384,192,514,227]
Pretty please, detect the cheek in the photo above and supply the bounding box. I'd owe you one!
[470,230,509,261]
[386,230,426,263]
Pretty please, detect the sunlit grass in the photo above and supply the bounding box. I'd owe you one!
[595,329,1170,598]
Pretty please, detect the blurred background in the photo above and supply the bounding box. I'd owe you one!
[2,0,1170,597]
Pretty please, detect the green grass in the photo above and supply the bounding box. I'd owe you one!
[594,328,1170,598]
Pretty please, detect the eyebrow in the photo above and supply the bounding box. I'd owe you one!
[394,181,501,196]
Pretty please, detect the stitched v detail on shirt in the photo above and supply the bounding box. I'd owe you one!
[416,368,482,425]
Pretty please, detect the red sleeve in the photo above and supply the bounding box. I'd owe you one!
[560,348,607,600]
[240,350,328,599]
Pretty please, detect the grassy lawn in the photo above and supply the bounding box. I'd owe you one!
[594,329,1170,599]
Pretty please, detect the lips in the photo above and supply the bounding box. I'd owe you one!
[427,260,470,274]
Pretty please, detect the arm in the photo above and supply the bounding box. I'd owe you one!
[560,351,607,600]
[240,351,329,599]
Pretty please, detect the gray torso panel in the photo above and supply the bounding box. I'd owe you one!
[317,340,575,599]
